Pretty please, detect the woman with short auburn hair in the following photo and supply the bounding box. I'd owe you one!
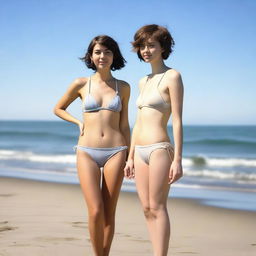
[124,24,184,256]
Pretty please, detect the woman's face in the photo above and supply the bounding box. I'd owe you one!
[91,43,113,70]
[139,38,163,63]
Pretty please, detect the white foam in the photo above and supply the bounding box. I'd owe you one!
[0,150,76,164]
[182,157,256,168]
[184,168,256,181]
[207,158,256,167]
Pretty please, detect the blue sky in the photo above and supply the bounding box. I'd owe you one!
[1,0,255,125]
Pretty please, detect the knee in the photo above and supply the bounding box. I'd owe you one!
[150,204,167,218]
[143,206,154,220]
[89,203,104,221]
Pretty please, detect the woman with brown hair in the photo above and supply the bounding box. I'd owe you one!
[54,35,130,256]
[124,24,184,256]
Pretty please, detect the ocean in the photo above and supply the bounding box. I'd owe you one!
[0,121,256,211]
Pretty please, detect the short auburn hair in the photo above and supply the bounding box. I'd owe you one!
[132,24,175,61]
[80,35,126,71]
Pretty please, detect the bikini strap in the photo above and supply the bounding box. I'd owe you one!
[141,76,150,92]
[157,71,167,88]
[115,79,119,94]
[145,75,150,84]
[88,76,92,94]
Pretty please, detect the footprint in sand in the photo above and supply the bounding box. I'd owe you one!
[177,252,199,254]
[10,242,31,247]
[0,221,18,233]
[35,236,80,244]
[116,232,132,238]
[116,232,150,243]
[0,193,15,197]
[130,238,150,243]
[71,221,88,229]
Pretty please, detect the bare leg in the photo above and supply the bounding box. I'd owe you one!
[134,148,173,256]
[101,150,127,256]
[134,153,154,243]
[149,148,173,256]
[76,150,104,256]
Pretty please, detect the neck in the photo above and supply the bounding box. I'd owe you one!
[94,70,113,81]
[150,58,168,74]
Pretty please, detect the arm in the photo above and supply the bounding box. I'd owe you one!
[119,81,131,152]
[124,118,139,178]
[124,77,146,178]
[168,71,184,184]
[53,78,86,134]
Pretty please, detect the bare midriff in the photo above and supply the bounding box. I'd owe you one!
[136,107,171,145]
[77,111,126,147]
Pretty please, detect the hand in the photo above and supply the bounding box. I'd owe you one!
[78,122,84,136]
[124,159,135,179]
[168,160,183,184]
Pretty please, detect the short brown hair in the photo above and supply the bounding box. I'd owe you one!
[80,35,126,71]
[132,24,175,61]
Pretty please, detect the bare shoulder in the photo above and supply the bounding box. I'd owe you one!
[139,76,148,84]
[117,79,130,92]
[71,77,88,90]
[66,77,88,96]
[165,69,183,89]
[166,69,182,81]
[138,76,148,90]
[118,79,130,88]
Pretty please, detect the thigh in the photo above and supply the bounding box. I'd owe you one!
[76,150,102,210]
[101,150,127,211]
[134,151,150,208]
[149,148,173,206]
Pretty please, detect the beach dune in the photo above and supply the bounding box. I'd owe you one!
[0,177,255,256]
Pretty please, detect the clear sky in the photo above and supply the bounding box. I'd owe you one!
[1,0,256,125]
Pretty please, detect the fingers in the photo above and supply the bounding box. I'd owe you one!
[170,172,182,184]
[124,164,135,179]
[124,165,129,178]
[168,169,173,184]
[169,167,183,184]
[79,124,84,136]
[129,169,135,179]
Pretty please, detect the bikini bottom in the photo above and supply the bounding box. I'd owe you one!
[74,145,128,168]
[135,142,173,165]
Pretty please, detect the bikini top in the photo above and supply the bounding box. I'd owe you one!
[83,77,122,113]
[136,71,171,111]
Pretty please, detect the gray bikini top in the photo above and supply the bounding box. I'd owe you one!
[83,77,122,113]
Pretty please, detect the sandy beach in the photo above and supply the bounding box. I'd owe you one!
[0,177,255,256]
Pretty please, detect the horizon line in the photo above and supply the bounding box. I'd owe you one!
[0,119,255,126]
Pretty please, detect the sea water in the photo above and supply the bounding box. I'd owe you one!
[1,121,255,211]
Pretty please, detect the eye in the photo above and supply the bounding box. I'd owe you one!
[105,50,112,55]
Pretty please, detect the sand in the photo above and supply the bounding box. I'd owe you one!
[0,177,255,256]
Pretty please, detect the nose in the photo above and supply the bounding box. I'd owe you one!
[100,52,105,58]
[143,45,149,52]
